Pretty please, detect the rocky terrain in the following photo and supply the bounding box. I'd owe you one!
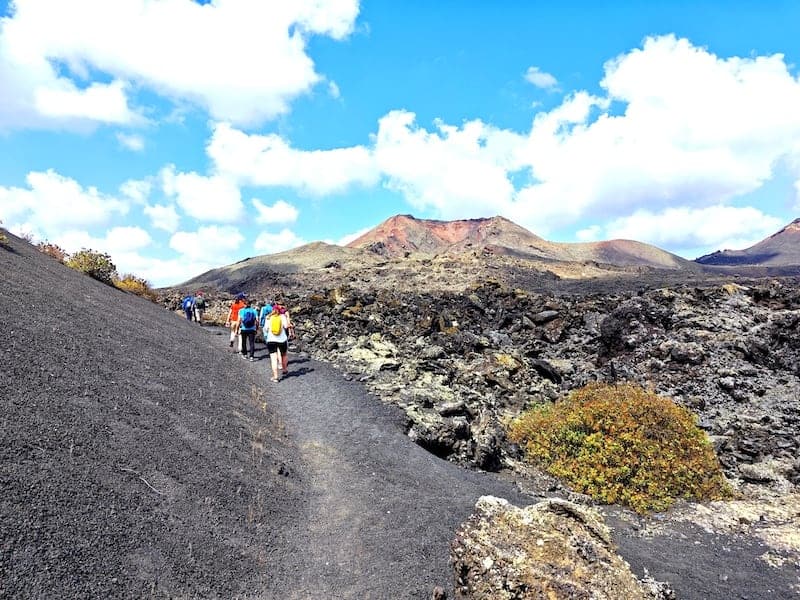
[168,214,800,595]
[4,216,800,597]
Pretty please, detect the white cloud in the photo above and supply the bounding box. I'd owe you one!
[51,226,155,280]
[34,79,139,123]
[170,225,244,262]
[0,0,360,129]
[335,226,372,246]
[208,122,379,195]
[254,229,306,254]
[57,225,152,254]
[161,165,244,223]
[252,199,299,225]
[372,110,523,219]
[115,254,222,288]
[328,81,341,99]
[524,66,558,90]
[575,225,602,242]
[599,206,783,252]
[510,35,800,236]
[144,203,180,233]
[117,132,145,152]
[0,170,128,238]
[119,178,151,204]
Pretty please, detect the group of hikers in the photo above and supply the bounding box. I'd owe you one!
[232,293,295,382]
[181,292,295,383]
[181,292,207,324]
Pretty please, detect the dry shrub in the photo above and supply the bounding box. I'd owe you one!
[37,241,68,263]
[508,382,731,513]
[114,274,158,302]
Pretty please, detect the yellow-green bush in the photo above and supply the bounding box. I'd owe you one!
[114,273,158,302]
[508,383,731,513]
[66,248,118,285]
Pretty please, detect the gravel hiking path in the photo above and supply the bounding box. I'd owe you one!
[233,345,535,599]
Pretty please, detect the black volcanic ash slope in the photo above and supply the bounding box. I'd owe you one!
[0,232,302,598]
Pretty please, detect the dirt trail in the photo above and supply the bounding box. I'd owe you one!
[247,349,534,598]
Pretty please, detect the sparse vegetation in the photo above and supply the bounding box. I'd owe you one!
[0,219,8,247]
[65,248,119,286]
[508,382,732,513]
[36,241,68,263]
[114,273,158,302]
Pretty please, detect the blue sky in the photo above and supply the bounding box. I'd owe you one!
[2,1,800,286]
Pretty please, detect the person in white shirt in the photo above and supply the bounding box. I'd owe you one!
[264,306,291,382]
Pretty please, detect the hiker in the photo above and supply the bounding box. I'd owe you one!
[237,298,259,361]
[181,294,194,321]
[193,291,206,324]
[265,305,291,382]
[274,300,296,342]
[258,300,273,344]
[225,293,248,352]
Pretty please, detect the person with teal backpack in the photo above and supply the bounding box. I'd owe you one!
[237,298,259,361]
[258,300,273,343]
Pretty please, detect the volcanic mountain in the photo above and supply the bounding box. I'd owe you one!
[347,214,692,269]
[696,218,800,267]
[176,214,697,295]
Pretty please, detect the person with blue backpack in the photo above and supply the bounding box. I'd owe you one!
[237,298,260,361]
[181,294,194,321]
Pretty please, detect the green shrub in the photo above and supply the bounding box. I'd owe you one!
[114,273,158,302]
[508,383,731,513]
[66,249,118,285]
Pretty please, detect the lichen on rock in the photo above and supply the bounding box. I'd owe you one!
[450,496,675,600]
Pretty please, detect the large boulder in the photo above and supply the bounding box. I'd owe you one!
[450,496,674,600]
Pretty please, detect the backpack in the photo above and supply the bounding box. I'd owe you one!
[241,309,257,329]
[269,314,283,335]
[182,297,193,310]
[195,296,206,309]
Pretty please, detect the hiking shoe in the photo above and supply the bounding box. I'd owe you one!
[249,357,255,362]
[229,341,234,348]
[270,377,279,383]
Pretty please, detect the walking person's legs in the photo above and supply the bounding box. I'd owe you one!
[267,342,280,381]
[280,341,289,374]
[242,331,255,359]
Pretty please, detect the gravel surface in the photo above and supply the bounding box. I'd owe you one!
[2,231,799,599]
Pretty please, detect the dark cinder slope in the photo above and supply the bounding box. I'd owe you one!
[0,231,302,598]
[696,218,800,266]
